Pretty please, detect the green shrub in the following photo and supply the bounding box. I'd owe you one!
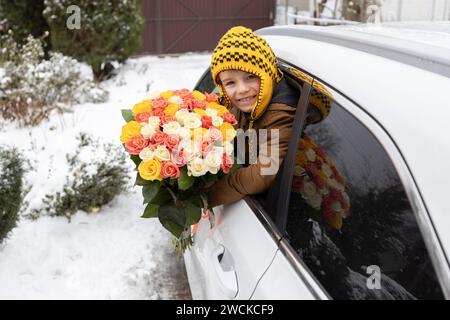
[43,0,144,79]
[0,0,50,49]
[0,146,24,243]
[32,133,131,220]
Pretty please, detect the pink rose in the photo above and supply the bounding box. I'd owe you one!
[174,88,192,99]
[161,161,180,179]
[150,109,165,118]
[193,99,207,110]
[164,134,180,151]
[171,150,187,167]
[198,137,213,156]
[222,112,238,125]
[292,176,305,193]
[135,112,152,123]
[205,92,219,103]
[125,136,149,155]
[201,115,213,129]
[182,97,195,110]
[160,114,176,125]
[151,131,168,146]
[209,127,223,141]
[221,153,233,173]
[151,97,168,110]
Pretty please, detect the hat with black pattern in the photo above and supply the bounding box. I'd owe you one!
[211,26,283,128]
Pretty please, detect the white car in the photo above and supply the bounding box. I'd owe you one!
[184,22,450,300]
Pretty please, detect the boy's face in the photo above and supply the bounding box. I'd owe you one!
[218,70,260,113]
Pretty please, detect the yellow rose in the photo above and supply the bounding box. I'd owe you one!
[138,158,162,181]
[132,100,152,116]
[192,90,206,101]
[219,122,236,141]
[120,121,142,143]
[160,90,174,99]
[207,102,228,116]
[192,128,209,142]
[193,108,206,116]
[296,152,308,167]
[163,103,179,116]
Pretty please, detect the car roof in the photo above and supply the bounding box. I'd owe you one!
[256,25,450,260]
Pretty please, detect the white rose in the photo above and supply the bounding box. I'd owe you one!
[175,109,189,125]
[301,181,322,210]
[294,165,306,177]
[181,141,200,160]
[211,115,224,127]
[141,124,157,139]
[139,147,154,161]
[147,116,161,129]
[205,151,222,174]
[321,163,333,178]
[177,127,192,141]
[162,121,181,135]
[183,113,202,129]
[153,145,171,161]
[331,201,345,217]
[328,178,345,192]
[168,95,183,105]
[308,191,323,210]
[205,108,218,117]
[187,157,208,177]
[305,148,316,162]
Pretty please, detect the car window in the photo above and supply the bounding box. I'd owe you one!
[194,69,216,94]
[285,83,444,300]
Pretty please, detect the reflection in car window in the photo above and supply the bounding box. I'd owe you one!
[286,87,444,300]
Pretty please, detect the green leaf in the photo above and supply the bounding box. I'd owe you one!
[121,109,134,122]
[142,181,161,204]
[229,162,242,175]
[158,204,186,237]
[141,203,159,218]
[135,172,153,186]
[184,201,202,227]
[130,155,141,169]
[151,187,173,205]
[178,166,195,190]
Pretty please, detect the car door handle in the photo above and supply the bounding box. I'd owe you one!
[212,244,238,298]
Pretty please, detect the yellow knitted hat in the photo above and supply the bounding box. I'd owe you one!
[211,26,282,128]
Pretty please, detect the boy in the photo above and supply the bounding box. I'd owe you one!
[205,26,299,207]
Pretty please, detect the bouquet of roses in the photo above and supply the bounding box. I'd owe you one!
[120,89,239,254]
[292,133,350,230]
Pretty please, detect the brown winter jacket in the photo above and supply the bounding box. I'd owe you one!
[206,77,299,207]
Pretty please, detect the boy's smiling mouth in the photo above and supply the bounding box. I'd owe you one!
[238,95,257,102]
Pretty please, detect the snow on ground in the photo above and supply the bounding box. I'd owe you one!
[0,53,211,299]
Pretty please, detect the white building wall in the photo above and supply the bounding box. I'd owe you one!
[382,0,450,21]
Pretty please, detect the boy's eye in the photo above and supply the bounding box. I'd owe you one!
[224,81,234,87]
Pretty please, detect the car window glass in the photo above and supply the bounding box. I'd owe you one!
[195,69,216,94]
[285,83,444,300]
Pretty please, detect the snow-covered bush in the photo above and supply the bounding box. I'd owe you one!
[43,0,144,79]
[32,133,131,220]
[0,146,24,244]
[0,33,108,127]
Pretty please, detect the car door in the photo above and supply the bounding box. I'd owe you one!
[252,77,448,299]
[185,65,318,299]
[183,68,284,299]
